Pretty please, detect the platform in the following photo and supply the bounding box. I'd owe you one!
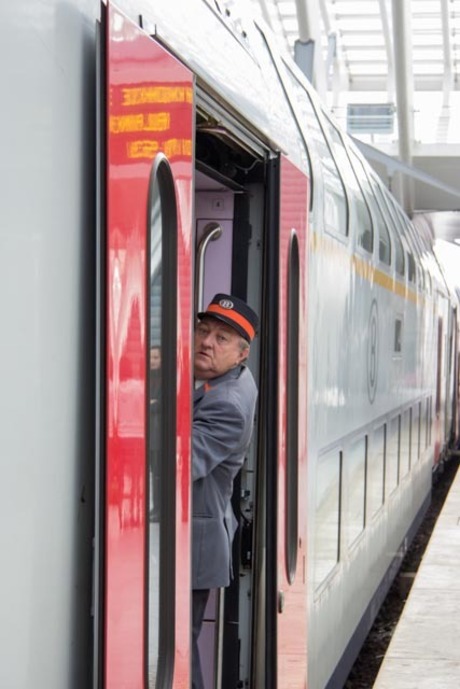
[372,463,460,689]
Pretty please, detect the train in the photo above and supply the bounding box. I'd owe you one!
[1,1,459,688]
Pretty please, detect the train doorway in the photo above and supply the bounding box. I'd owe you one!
[193,116,266,689]
[192,133,310,689]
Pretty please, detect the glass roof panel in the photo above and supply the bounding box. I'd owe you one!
[246,0,460,145]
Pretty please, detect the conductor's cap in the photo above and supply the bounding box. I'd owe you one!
[198,293,259,343]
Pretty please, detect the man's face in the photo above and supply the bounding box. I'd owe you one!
[194,317,249,381]
[150,347,161,370]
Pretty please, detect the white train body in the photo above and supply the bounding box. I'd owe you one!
[0,1,458,689]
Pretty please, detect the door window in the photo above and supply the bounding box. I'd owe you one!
[147,155,178,688]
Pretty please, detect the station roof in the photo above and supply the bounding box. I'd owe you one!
[252,1,460,96]
[245,0,460,254]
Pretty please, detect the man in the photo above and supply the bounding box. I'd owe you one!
[192,293,259,689]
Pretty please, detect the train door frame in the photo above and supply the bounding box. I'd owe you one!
[274,155,309,689]
[453,307,460,442]
[445,306,456,443]
[208,150,309,689]
[435,315,444,460]
[259,156,280,689]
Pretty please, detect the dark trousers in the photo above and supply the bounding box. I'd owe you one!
[192,589,210,689]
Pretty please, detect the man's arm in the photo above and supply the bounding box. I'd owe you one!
[192,395,245,481]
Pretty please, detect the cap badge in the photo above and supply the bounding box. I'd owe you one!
[219,299,234,310]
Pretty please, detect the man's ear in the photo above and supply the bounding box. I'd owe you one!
[238,346,250,365]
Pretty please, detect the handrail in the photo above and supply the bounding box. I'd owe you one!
[195,222,223,314]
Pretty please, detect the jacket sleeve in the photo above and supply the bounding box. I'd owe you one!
[192,392,245,480]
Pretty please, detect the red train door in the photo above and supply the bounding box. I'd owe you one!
[276,155,309,688]
[98,3,194,687]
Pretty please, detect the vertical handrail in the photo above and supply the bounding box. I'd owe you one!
[194,219,223,689]
[195,222,223,314]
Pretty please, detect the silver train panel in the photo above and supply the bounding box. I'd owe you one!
[0,1,96,687]
[0,1,458,688]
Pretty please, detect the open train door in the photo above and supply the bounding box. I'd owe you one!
[271,155,309,688]
[95,3,194,687]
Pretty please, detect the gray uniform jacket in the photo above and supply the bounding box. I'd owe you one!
[192,364,257,590]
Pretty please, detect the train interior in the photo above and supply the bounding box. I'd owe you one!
[193,114,267,688]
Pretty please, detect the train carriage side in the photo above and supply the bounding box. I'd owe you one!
[2,2,460,689]
[285,68,455,686]
[98,3,460,689]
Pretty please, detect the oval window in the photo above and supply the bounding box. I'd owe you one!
[147,154,177,688]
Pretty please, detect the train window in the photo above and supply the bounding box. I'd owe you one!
[383,195,405,277]
[419,398,427,453]
[322,117,353,240]
[429,397,433,445]
[281,62,314,181]
[325,119,374,247]
[407,251,416,283]
[389,232,403,277]
[367,424,385,518]
[348,150,376,254]
[392,226,405,277]
[425,271,432,295]
[394,210,420,287]
[416,264,424,291]
[344,436,366,548]
[400,408,411,477]
[285,233,300,584]
[401,214,425,290]
[394,316,403,353]
[314,448,342,590]
[304,96,348,237]
[426,397,432,448]
[435,317,443,417]
[385,415,400,496]
[369,180,391,266]
[412,402,421,462]
[322,154,348,237]
[287,81,323,213]
[147,154,177,686]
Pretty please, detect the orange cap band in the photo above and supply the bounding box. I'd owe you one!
[206,303,255,341]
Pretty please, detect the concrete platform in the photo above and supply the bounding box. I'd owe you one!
[373,464,460,689]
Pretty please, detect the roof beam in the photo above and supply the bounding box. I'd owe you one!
[377,0,395,101]
[391,0,415,214]
[317,0,349,106]
[353,138,460,203]
[440,0,453,106]
[294,0,328,98]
